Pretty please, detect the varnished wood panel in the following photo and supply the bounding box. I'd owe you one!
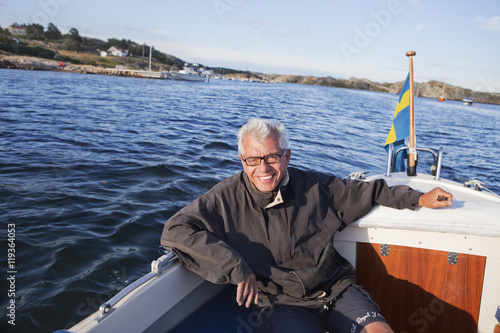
[356,242,486,333]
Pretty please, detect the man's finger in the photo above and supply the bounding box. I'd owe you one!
[245,290,256,308]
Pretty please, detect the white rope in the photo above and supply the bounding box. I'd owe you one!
[463,179,500,196]
[344,171,369,180]
[464,179,485,189]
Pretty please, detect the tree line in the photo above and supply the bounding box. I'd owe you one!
[0,22,184,67]
[1,22,83,52]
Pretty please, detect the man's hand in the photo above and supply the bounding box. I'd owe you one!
[418,187,453,208]
[236,273,259,308]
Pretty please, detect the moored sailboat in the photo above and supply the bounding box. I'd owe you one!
[437,82,446,101]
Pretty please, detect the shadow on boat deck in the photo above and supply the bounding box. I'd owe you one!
[170,285,258,333]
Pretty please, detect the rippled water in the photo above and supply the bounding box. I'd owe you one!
[1,69,499,332]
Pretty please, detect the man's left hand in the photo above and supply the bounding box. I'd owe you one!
[236,273,259,308]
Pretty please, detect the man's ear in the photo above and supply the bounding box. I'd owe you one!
[239,155,247,168]
[284,149,291,163]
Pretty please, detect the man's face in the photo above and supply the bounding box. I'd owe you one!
[240,133,291,192]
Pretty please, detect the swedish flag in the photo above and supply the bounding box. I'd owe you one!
[385,74,410,172]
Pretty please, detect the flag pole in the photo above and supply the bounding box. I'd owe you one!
[406,50,417,176]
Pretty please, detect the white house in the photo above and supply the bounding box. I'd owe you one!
[9,25,27,36]
[107,46,129,57]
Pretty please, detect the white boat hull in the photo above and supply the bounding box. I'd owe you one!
[66,260,226,333]
[171,72,206,82]
[463,98,474,105]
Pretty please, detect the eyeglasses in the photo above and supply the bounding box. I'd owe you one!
[241,150,285,166]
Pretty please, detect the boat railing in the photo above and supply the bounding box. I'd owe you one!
[97,252,178,320]
[385,143,443,180]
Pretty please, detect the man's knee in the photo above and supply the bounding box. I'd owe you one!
[360,321,394,333]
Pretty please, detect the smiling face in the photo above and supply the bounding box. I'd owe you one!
[240,133,291,192]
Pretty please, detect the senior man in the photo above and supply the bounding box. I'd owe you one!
[161,118,452,333]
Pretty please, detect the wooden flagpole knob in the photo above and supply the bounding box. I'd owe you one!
[406,51,416,57]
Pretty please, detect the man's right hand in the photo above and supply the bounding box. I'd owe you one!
[236,273,259,308]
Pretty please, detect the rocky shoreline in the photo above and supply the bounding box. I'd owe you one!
[0,55,143,77]
[267,74,500,105]
[2,54,500,105]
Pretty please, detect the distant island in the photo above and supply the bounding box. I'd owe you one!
[2,23,500,105]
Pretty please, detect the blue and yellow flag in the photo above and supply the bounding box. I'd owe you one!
[385,74,410,172]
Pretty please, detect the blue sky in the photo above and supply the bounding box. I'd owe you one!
[1,0,499,92]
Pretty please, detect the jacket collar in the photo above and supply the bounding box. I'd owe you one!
[242,169,289,209]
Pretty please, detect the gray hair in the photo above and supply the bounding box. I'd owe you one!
[237,118,290,156]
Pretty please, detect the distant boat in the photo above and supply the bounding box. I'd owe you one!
[171,63,208,82]
[437,83,446,102]
[463,97,473,106]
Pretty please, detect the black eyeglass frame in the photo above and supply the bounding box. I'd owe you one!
[241,149,286,166]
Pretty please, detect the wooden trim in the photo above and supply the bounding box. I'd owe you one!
[356,242,486,333]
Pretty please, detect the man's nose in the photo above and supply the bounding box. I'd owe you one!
[258,159,272,171]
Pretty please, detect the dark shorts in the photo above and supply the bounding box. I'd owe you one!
[255,284,387,333]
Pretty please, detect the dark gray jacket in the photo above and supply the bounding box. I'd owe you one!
[161,167,422,308]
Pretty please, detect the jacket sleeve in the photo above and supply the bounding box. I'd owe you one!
[330,177,423,226]
[160,194,253,286]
